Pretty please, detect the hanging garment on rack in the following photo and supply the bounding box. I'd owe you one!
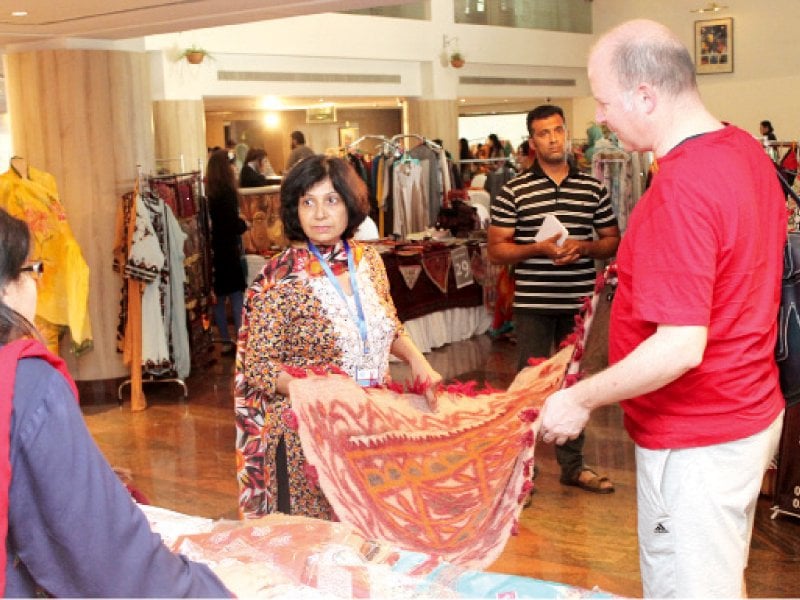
[0,166,92,354]
[409,143,443,226]
[392,159,426,237]
[113,192,191,379]
[376,155,393,237]
[592,148,632,233]
[150,173,200,218]
[163,203,191,379]
[151,172,215,371]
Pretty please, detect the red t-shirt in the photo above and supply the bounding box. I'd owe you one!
[610,125,786,449]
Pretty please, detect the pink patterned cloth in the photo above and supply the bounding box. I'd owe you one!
[288,347,572,569]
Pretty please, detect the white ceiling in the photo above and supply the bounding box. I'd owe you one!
[0,0,405,49]
[0,1,550,114]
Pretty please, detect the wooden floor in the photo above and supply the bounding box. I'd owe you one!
[82,334,800,598]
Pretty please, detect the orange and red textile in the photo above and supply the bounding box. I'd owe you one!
[288,347,571,569]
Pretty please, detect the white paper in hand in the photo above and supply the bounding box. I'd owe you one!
[534,214,569,247]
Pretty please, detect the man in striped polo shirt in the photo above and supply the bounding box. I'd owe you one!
[488,104,620,494]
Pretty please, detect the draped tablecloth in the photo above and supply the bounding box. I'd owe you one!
[380,243,484,322]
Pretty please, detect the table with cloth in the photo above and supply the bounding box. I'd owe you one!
[376,239,493,352]
[142,506,615,599]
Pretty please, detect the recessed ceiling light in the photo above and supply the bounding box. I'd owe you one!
[11,10,28,17]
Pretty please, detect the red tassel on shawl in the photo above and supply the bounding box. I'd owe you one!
[523,458,535,479]
[526,356,547,367]
[581,295,594,316]
[480,382,501,395]
[386,380,405,394]
[406,376,431,396]
[564,373,582,388]
[517,479,534,502]
[594,272,606,294]
[521,429,535,447]
[558,332,580,349]
[445,380,479,397]
[518,408,539,423]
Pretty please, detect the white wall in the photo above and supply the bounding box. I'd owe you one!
[593,0,800,139]
[459,113,529,147]
[141,0,800,141]
[144,8,594,104]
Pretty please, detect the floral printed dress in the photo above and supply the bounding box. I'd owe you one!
[235,241,403,519]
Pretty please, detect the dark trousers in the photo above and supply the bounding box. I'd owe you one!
[514,309,585,479]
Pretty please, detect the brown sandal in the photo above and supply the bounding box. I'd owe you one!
[560,467,615,494]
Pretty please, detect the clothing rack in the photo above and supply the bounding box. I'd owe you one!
[391,133,442,151]
[346,134,402,158]
[763,140,797,148]
[118,373,188,402]
[116,166,197,410]
[119,169,147,411]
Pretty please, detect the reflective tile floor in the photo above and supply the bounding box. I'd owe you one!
[82,335,800,598]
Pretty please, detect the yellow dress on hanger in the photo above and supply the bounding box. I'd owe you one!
[0,163,92,354]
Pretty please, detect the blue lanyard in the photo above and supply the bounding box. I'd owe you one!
[307,240,370,355]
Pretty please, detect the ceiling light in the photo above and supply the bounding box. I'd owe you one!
[262,112,280,128]
[11,10,27,17]
[690,2,728,13]
[259,96,282,110]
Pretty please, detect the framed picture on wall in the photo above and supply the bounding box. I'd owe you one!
[695,17,733,74]
[339,125,359,148]
[306,105,337,124]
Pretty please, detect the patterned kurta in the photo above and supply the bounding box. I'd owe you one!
[235,241,404,519]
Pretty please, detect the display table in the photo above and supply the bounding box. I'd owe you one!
[141,505,614,599]
[379,241,491,352]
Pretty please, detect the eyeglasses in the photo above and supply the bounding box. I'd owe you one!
[21,261,44,280]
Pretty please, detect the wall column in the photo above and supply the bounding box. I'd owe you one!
[5,49,154,381]
[405,98,459,159]
[153,100,207,174]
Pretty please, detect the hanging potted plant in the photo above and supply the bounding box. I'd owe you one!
[450,52,465,69]
[179,45,212,65]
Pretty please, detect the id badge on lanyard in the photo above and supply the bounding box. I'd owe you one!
[356,368,379,387]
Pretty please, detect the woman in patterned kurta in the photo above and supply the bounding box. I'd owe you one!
[235,155,441,519]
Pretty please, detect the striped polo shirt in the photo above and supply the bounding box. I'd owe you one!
[491,162,617,313]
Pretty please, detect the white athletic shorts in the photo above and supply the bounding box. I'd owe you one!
[635,412,784,598]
